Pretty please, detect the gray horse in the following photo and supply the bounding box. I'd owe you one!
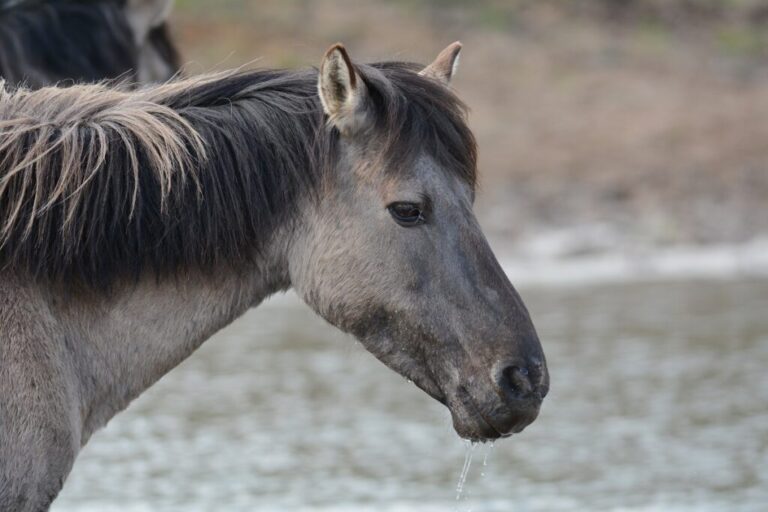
[0,0,179,87]
[0,42,548,510]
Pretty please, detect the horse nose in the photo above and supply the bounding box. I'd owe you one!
[497,358,548,402]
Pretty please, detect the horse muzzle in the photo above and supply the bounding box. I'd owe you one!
[447,357,549,441]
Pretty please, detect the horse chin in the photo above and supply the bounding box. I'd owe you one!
[359,336,539,441]
[402,370,519,441]
[357,333,448,406]
[446,387,541,442]
[407,371,448,407]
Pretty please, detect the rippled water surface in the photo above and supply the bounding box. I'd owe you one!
[54,279,768,511]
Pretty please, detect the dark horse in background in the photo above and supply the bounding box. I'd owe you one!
[0,0,179,87]
[0,42,549,510]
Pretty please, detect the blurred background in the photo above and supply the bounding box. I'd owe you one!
[54,1,767,511]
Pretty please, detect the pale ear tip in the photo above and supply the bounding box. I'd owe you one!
[326,42,347,56]
[448,41,463,54]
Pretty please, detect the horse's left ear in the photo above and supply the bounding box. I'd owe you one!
[318,43,370,135]
[419,41,462,85]
[125,0,174,44]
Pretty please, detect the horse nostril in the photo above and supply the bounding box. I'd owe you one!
[500,365,534,399]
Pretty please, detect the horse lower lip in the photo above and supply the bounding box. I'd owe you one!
[452,396,509,440]
[477,413,534,440]
[452,388,539,440]
[473,415,506,440]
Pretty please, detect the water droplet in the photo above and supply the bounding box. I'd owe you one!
[480,441,495,478]
[455,440,477,502]
[483,441,495,466]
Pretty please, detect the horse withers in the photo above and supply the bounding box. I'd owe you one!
[0,0,179,87]
[0,43,548,510]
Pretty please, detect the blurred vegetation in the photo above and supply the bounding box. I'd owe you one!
[168,0,768,246]
[174,0,768,60]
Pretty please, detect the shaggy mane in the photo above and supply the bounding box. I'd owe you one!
[0,62,476,286]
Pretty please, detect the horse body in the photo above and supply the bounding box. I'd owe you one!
[0,44,548,510]
[0,264,288,510]
[0,0,179,87]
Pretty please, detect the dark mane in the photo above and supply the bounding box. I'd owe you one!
[0,62,476,287]
[0,0,179,88]
[360,62,477,188]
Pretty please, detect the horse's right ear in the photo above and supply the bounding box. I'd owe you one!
[125,0,174,44]
[419,41,462,85]
[318,43,370,135]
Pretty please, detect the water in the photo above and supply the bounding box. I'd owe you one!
[53,279,768,511]
[480,442,494,478]
[455,442,476,502]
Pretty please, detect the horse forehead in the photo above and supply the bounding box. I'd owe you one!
[365,157,470,209]
[398,155,472,200]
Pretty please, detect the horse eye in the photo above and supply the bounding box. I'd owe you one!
[387,202,425,227]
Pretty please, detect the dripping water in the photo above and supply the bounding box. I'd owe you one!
[455,441,477,501]
[480,441,495,478]
[454,441,497,511]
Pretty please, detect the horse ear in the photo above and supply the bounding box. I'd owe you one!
[318,43,370,135]
[125,0,174,44]
[419,41,462,85]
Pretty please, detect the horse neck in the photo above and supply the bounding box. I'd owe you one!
[49,235,292,444]
[5,74,321,444]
